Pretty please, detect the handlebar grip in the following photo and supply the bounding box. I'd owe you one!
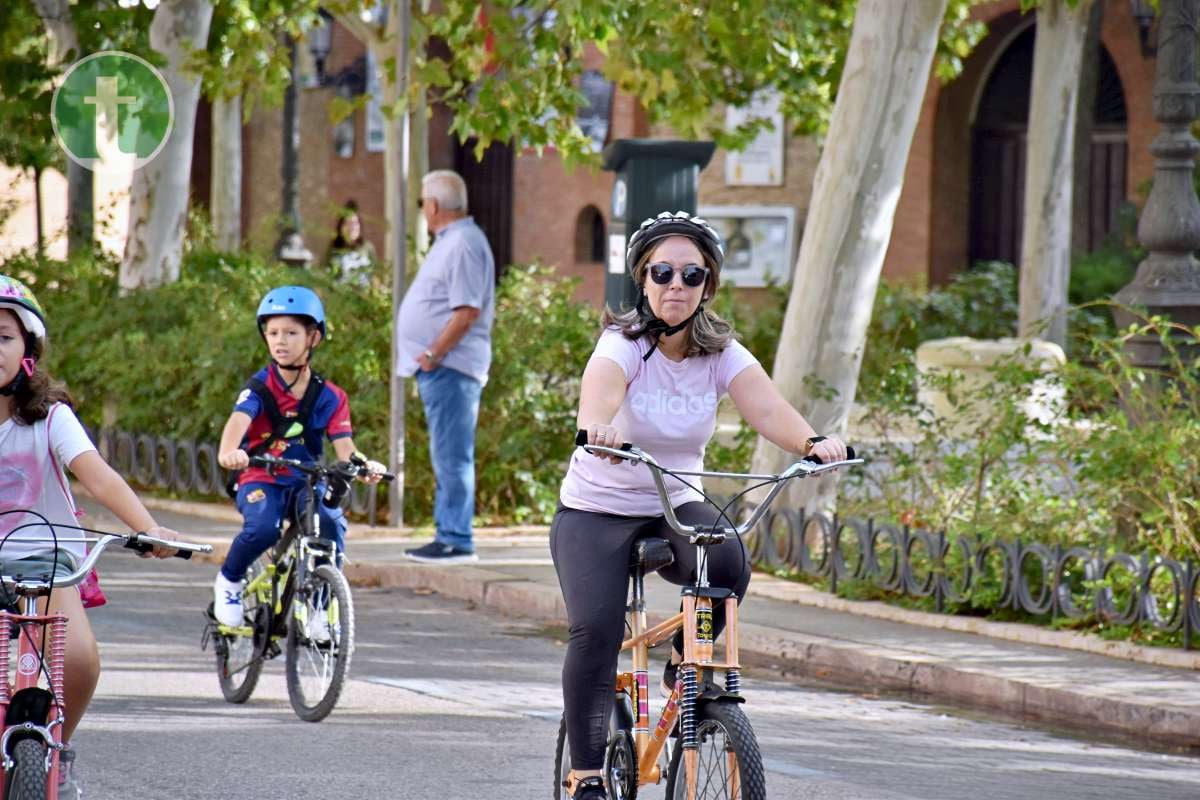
[124,538,193,559]
[802,445,856,466]
[574,430,633,451]
[123,538,153,555]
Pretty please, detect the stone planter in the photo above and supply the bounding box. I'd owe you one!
[916,337,1066,431]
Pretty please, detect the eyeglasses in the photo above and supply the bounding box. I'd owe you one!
[417,197,430,209]
[647,262,708,288]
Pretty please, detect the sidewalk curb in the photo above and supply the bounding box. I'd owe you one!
[188,545,1200,747]
[160,485,1200,671]
[747,574,1200,671]
[362,561,1200,747]
[735,622,1199,746]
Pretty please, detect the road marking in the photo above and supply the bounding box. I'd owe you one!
[364,676,562,720]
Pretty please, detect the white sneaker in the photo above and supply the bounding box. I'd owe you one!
[57,746,82,800]
[306,611,332,643]
[213,573,245,627]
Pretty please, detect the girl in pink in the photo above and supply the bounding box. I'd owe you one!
[0,274,180,799]
[552,213,847,800]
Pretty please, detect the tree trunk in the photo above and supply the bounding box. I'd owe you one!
[31,0,92,256]
[33,166,44,258]
[66,160,94,258]
[1071,1,1105,257]
[210,93,242,251]
[121,0,214,290]
[1018,0,1096,346]
[748,0,948,513]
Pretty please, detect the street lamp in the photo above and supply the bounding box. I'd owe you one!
[309,10,334,86]
[274,35,314,267]
[1113,0,1200,365]
[1130,0,1157,58]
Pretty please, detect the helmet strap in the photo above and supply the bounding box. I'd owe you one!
[635,290,705,361]
[267,330,320,389]
[0,334,37,396]
[273,359,308,390]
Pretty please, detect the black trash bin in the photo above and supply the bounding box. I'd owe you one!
[602,139,715,311]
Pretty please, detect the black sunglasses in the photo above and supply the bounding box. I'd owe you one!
[648,262,708,287]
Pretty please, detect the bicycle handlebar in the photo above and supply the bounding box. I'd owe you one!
[248,453,397,482]
[573,429,863,542]
[0,532,212,593]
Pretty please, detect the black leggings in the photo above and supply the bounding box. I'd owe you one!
[550,502,752,770]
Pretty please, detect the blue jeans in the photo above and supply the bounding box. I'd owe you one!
[222,481,347,581]
[416,366,482,552]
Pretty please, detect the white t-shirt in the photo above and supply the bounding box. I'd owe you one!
[559,328,759,517]
[0,403,95,562]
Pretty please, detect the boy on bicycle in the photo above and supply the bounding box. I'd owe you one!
[212,286,385,627]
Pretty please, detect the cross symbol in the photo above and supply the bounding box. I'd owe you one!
[84,76,136,154]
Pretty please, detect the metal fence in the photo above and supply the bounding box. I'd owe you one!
[92,429,1198,650]
[91,428,381,526]
[742,506,1200,651]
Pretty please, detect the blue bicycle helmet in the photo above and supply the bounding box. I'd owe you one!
[256,286,326,338]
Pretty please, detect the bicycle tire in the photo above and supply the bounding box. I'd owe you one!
[285,563,354,721]
[553,694,633,799]
[664,700,765,800]
[216,563,267,704]
[6,738,47,800]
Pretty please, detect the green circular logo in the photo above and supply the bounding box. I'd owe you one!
[51,51,174,172]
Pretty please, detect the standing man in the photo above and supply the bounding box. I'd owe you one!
[398,170,495,563]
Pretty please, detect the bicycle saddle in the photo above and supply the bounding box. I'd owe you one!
[630,537,674,574]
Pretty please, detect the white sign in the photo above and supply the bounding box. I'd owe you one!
[612,178,627,219]
[699,205,797,288]
[608,234,627,275]
[724,91,784,187]
[365,49,385,153]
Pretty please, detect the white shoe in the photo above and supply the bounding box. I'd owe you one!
[213,573,245,627]
[306,611,332,643]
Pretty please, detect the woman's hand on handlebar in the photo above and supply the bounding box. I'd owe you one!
[218,448,249,471]
[806,435,849,465]
[583,423,627,464]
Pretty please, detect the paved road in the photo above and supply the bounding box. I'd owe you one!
[68,553,1200,800]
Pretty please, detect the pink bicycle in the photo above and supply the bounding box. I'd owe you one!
[0,512,209,799]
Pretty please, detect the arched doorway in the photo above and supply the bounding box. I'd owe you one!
[969,24,1128,267]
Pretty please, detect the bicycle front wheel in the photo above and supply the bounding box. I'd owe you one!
[6,738,47,800]
[216,563,267,704]
[665,700,765,800]
[285,563,354,722]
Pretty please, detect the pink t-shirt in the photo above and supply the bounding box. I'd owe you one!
[560,328,758,517]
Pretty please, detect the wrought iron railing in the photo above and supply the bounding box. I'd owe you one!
[742,506,1200,652]
[89,428,381,526]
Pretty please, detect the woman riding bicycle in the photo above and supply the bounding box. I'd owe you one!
[552,211,847,799]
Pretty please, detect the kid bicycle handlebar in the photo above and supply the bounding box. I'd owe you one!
[0,531,212,593]
[248,453,397,482]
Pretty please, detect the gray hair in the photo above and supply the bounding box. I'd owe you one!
[422,170,468,212]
